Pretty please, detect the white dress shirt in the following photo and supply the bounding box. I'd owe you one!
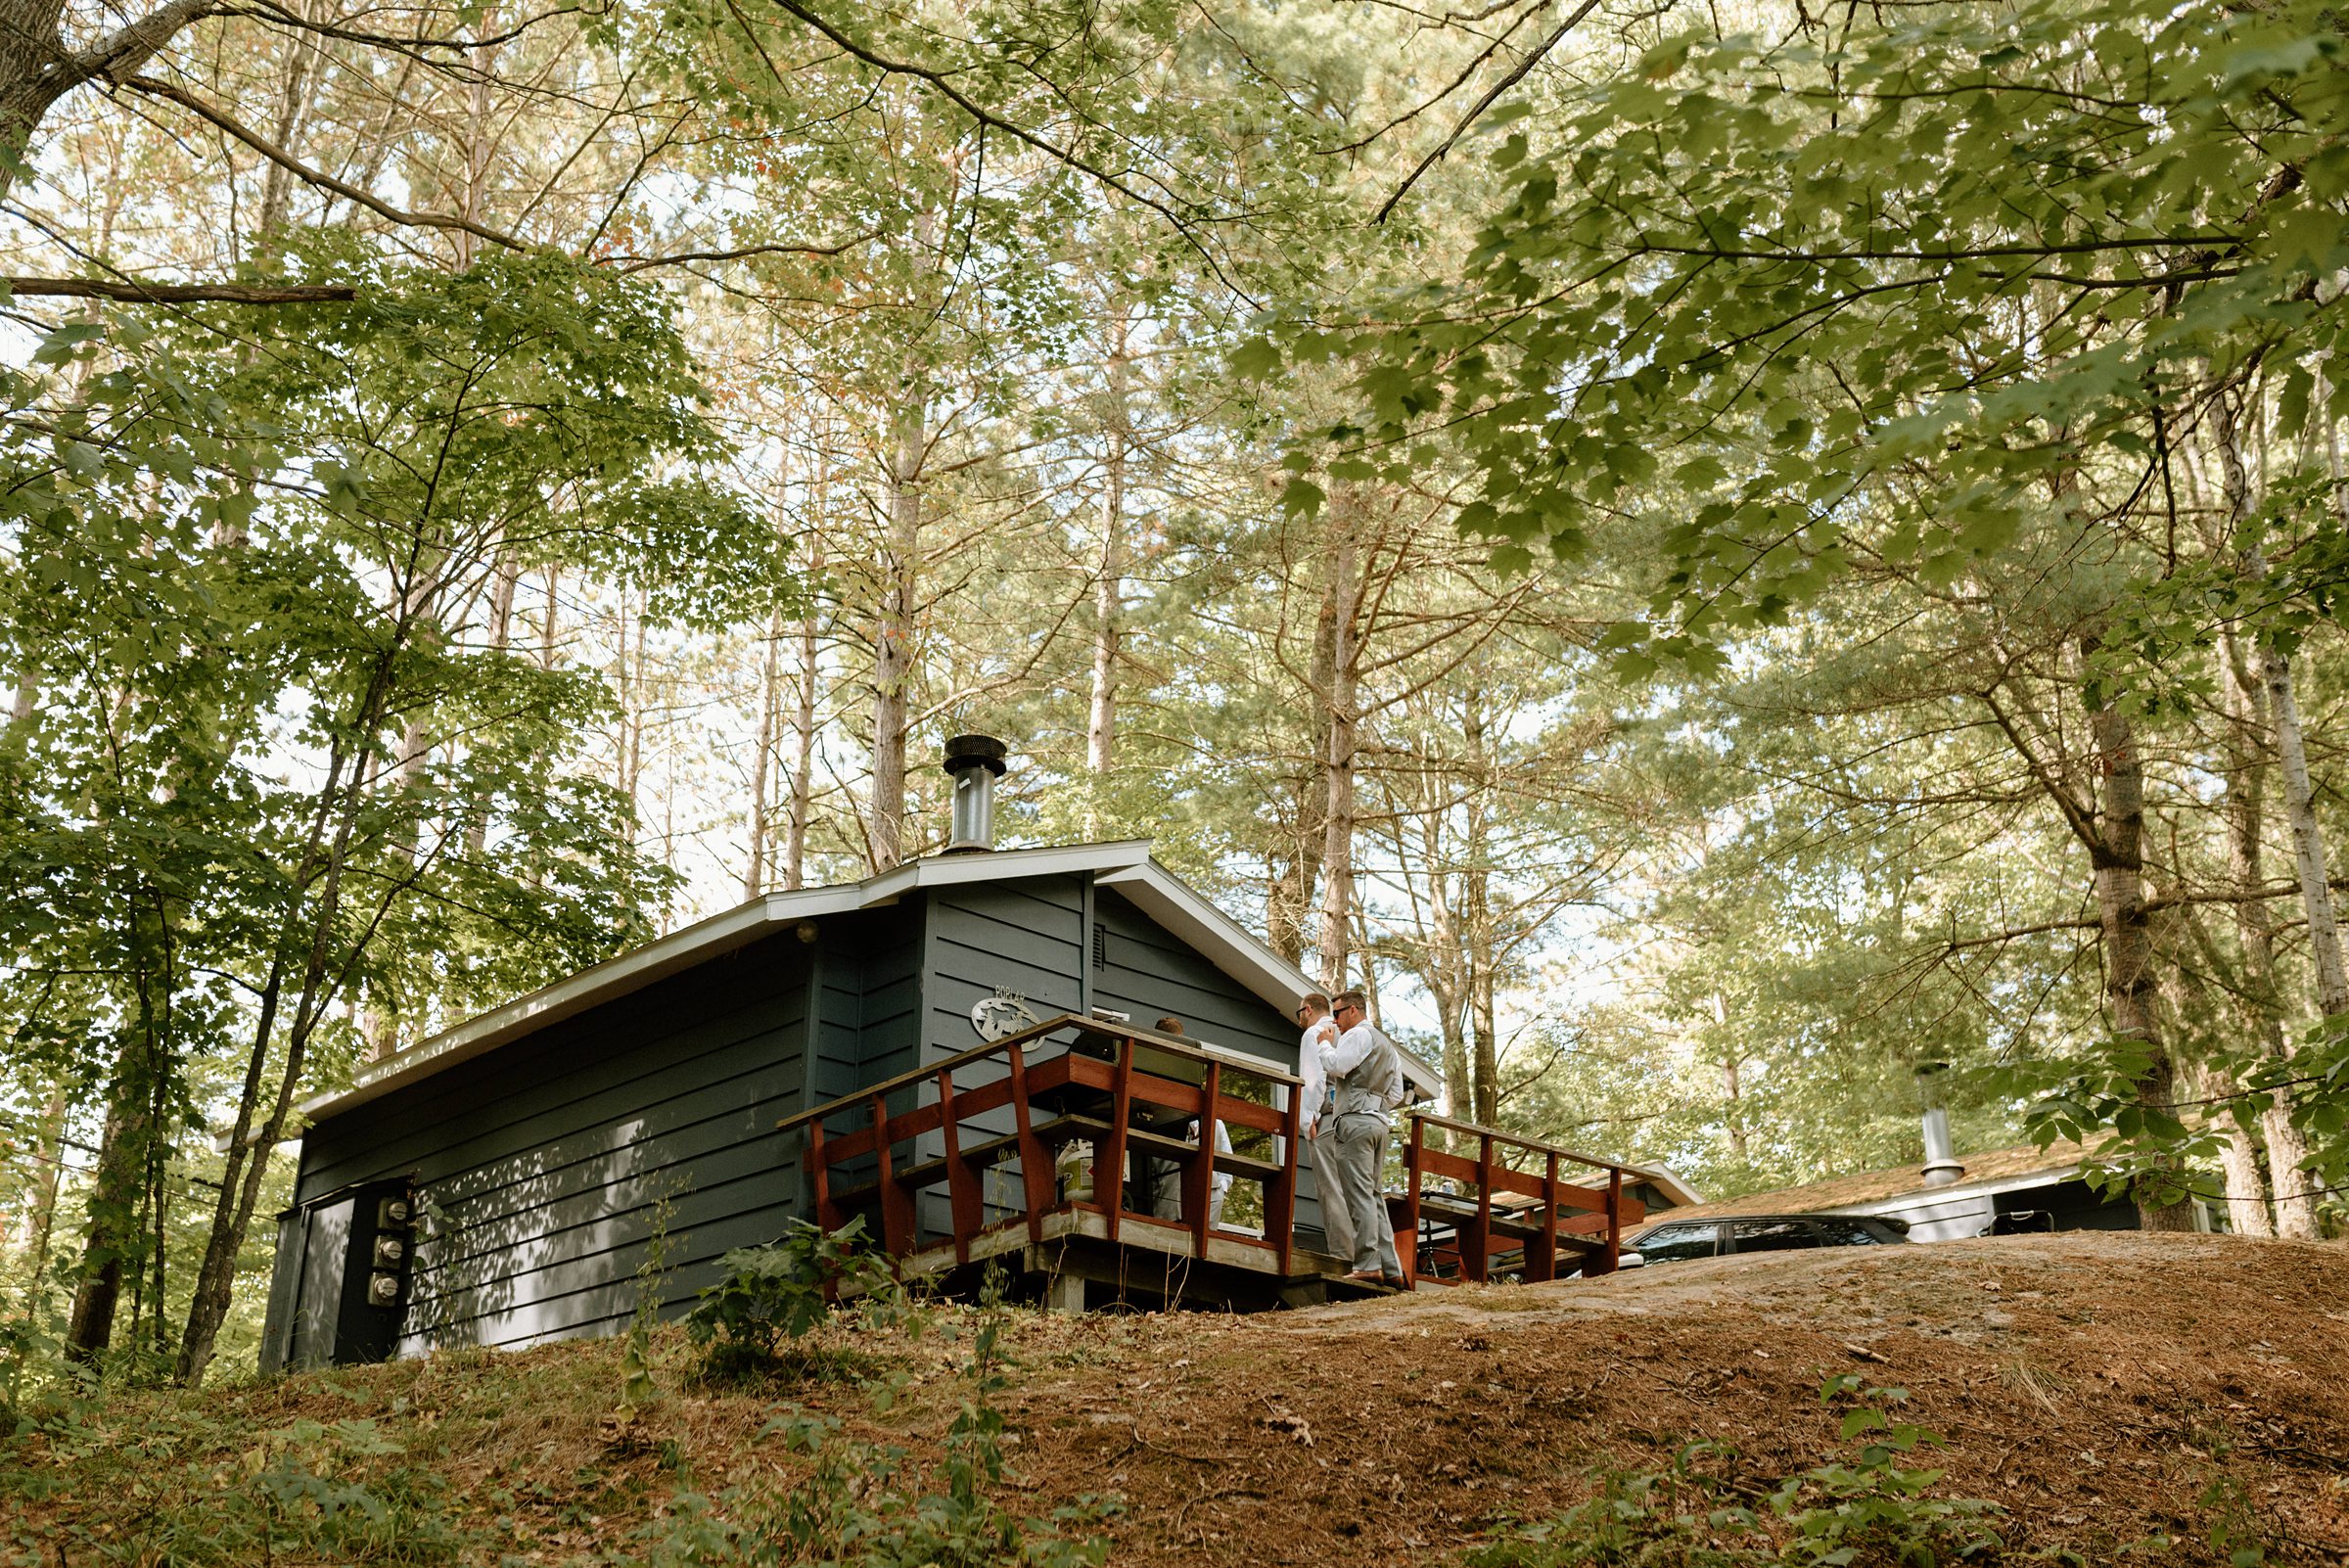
[1297,1016,1338,1134]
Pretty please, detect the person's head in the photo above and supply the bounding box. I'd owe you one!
[1155,1016,1184,1036]
[1296,992,1331,1026]
[1332,990,1368,1027]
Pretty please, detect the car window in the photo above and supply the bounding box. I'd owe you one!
[1729,1219,1822,1252]
[1813,1218,1891,1245]
[1635,1222,1720,1263]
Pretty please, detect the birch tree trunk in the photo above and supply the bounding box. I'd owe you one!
[868,405,923,870]
[784,536,822,892]
[2217,632,2322,1238]
[1085,328,1129,833]
[2217,392,2349,1016]
[746,607,780,899]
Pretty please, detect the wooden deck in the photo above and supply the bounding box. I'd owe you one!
[779,1013,1642,1311]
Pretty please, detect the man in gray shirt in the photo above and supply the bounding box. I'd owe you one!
[1322,989,1405,1286]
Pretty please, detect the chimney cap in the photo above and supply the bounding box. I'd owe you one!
[943,733,1008,777]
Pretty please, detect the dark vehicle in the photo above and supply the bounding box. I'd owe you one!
[1627,1213,1911,1265]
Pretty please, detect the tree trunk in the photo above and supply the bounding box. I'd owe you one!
[0,3,78,208]
[1714,992,1749,1165]
[784,538,821,892]
[868,404,923,871]
[2216,391,2349,1016]
[1086,322,1130,836]
[746,604,781,899]
[62,1052,145,1361]
[14,1086,68,1315]
[2083,677,2196,1231]
[2217,631,2322,1239]
[2199,1062,2275,1237]
[1313,497,1359,992]
[64,951,165,1362]
[253,0,325,243]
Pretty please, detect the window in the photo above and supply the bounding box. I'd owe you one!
[1729,1220,1822,1252]
[1635,1222,1721,1263]
[1813,1218,1892,1245]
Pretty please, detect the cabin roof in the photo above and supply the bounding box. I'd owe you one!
[1656,1138,2098,1222]
[295,841,1438,1130]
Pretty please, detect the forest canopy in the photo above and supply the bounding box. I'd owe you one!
[0,0,2344,1385]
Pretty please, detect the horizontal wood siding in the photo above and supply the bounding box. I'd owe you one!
[916,876,1087,1234]
[1087,888,1327,1238]
[287,935,813,1356]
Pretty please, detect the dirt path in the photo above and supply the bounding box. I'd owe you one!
[1000,1234,2349,1564]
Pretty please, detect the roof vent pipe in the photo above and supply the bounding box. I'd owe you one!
[942,734,1007,853]
[1915,1061,1964,1188]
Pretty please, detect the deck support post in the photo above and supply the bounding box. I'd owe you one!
[1044,1269,1085,1314]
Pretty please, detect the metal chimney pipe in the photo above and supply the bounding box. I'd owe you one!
[1915,1061,1964,1187]
[1920,1107,1964,1187]
[942,734,1007,853]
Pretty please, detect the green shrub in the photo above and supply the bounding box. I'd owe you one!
[686,1218,905,1386]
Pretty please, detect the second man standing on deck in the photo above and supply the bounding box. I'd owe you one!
[1324,989,1407,1286]
[1294,992,1354,1266]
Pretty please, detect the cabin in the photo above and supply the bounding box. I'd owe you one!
[257,740,1647,1371]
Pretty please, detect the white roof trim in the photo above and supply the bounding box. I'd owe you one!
[1822,1162,2092,1217]
[1093,864,1445,1100]
[280,839,1410,1135]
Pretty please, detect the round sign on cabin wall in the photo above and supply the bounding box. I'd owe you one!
[970,993,1040,1041]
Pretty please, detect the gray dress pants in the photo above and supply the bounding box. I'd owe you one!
[1304,1126,1356,1264]
[1331,1112,1403,1278]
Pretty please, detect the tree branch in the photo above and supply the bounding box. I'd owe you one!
[6,276,353,303]
[1376,0,1600,223]
[117,73,536,253]
[759,0,1236,289]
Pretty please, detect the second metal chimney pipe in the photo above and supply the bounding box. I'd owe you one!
[942,734,1007,853]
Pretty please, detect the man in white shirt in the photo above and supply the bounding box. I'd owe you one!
[1323,989,1406,1285]
[1293,992,1354,1265]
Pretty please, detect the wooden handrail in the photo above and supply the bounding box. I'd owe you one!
[777,1012,1300,1132]
[1396,1112,1645,1287]
[1406,1110,1636,1177]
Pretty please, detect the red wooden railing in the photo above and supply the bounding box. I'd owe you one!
[1393,1112,1645,1286]
[775,1014,1304,1278]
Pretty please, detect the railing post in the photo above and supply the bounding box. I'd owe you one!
[938,1067,979,1266]
[806,1120,835,1231]
[1467,1131,1495,1283]
[1528,1150,1560,1283]
[870,1093,915,1256]
[1099,1033,1133,1242]
[1185,1061,1221,1258]
[1005,1041,1054,1244]
[1272,1075,1299,1277]
[1402,1115,1425,1287]
[1601,1166,1624,1276]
